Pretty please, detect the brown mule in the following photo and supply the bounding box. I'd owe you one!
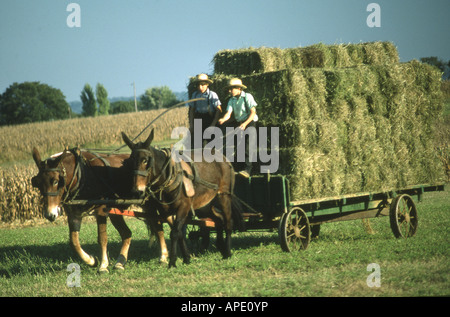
[122,129,243,268]
[31,147,169,272]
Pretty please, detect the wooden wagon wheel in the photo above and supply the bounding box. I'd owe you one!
[279,207,311,252]
[389,194,418,238]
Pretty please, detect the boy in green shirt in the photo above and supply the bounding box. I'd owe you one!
[218,78,258,177]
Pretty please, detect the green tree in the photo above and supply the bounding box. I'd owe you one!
[96,83,110,115]
[81,84,97,117]
[0,82,70,126]
[140,86,179,110]
[110,100,137,114]
[420,56,450,79]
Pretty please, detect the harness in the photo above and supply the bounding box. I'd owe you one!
[41,149,122,205]
[140,148,220,206]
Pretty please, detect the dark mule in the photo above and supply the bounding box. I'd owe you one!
[31,147,169,272]
[122,129,243,268]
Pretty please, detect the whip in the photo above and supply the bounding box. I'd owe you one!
[110,97,205,154]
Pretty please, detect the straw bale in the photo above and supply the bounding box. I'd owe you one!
[209,46,444,199]
[213,42,399,75]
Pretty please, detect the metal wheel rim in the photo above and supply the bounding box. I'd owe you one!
[390,194,418,238]
[279,207,310,252]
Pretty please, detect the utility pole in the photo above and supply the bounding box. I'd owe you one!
[132,82,138,112]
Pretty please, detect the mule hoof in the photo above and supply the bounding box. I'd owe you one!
[168,262,177,269]
[114,263,125,271]
[86,256,97,267]
[98,267,109,274]
[114,255,127,270]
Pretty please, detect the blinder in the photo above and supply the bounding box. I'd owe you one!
[31,176,40,188]
[133,148,154,178]
[37,167,67,197]
[58,175,66,189]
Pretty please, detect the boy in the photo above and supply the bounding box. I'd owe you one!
[218,78,258,177]
[188,74,222,148]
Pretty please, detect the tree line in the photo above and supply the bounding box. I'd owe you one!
[1,56,448,126]
[0,82,181,126]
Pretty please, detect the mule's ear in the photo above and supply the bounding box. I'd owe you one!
[144,129,154,148]
[32,147,42,168]
[50,152,65,168]
[121,132,135,150]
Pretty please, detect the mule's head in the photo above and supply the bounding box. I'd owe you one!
[122,129,155,197]
[31,148,67,222]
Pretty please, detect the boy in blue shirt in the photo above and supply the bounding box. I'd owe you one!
[189,74,222,148]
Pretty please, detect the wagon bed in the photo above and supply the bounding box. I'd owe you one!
[182,175,445,251]
[66,174,444,252]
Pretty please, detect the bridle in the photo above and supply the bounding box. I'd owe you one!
[37,150,84,203]
[132,148,182,204]
[39,166,67,197]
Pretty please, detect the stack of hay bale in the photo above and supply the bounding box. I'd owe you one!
[200,42,445,200]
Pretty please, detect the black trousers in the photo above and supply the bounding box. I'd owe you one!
[221,119,256,174]
[191,112,215,148]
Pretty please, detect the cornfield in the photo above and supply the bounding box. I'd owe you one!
[0,107,188,223]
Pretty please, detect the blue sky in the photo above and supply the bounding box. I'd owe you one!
[1,0,449,102]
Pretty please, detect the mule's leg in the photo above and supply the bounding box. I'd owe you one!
[199,227,210,252]
[96,211,109,273]
[178,225,191,265]
[169,214,190,268]
[211,206,228,258]
[146,217,169,264]
[68,213,96,267]
[215,225,225,255]
[109,214,132,270]
[218,196,233,259]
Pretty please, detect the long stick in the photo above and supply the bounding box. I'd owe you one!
[111,97,205,153]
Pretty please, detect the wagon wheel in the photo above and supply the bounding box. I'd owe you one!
[279,207,311,252]
[389,194,418,238]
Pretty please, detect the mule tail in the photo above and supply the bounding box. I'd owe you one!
[231,195,246,232]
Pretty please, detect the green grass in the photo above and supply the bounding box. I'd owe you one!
[0,189,449,297]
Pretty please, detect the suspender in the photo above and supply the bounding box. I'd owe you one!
[194,90,213,115]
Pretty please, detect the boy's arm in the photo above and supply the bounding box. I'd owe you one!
[210,105,222,126]
[218,109,232,125]
[239,107,256,130]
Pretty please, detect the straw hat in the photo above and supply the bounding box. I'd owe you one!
[193,73,213,84]
[226,78,247,90]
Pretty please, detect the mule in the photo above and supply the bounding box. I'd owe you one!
[122,129,243,268]
[31,147,170,272]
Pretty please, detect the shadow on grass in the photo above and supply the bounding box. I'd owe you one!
[0,238,165,278]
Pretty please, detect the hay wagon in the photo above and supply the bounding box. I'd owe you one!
[69,174,444,252]
[229,175,444,251]
[187,175,444,251]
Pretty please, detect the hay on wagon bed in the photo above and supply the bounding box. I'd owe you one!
[213,42,399,76]
[209,60,445,200]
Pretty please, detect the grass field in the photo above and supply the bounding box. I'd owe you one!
[0,189,448,297]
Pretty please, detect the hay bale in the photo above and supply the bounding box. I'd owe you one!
[213,42,399,75]
[209,59,445,200]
